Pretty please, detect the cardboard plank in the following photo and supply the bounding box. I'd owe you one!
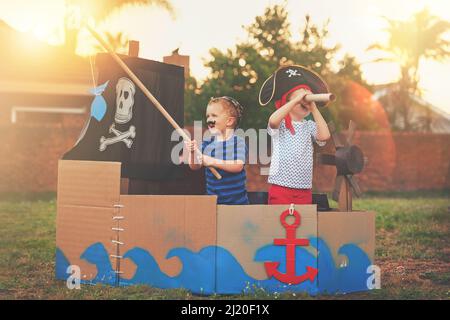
[216,204,318,284]
[57,160,121,208]
[56,204,116,283]
[318,211,375,262]
[184,195,217,250]
[118,195,185,279]
[118,195,217,293]
[317,211,376,293]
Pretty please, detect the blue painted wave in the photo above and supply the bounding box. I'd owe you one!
[55,247,71,280]
[312,238,372,294]
[55,238,372,295]
[80,242,117,285]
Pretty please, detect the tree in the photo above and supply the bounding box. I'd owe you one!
[368,8,450,131]
[185,5,369,131]
[94,31,129,54]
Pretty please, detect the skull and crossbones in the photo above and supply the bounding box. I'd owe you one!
[99,77,137,151]
[286,69,301,78]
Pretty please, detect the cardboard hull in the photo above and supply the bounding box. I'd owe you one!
[56,160,375,295]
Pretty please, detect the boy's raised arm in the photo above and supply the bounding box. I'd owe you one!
[202,156,244,173]
[268,99,296,129]
[310,106,331,141]
[268,90,308,129]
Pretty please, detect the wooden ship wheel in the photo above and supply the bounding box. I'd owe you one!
[317,120,367,211]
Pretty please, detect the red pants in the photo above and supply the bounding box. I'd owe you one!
[268,184,312,205]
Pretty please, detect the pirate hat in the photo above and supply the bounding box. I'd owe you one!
[258,65,330,108]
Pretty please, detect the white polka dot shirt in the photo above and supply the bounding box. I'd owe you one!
[268,119,326,189]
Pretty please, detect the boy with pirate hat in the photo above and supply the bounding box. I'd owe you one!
[259,65,331,205]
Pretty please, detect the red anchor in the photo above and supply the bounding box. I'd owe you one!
[264,208,318,284]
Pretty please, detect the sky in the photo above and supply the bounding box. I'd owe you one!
[0,0,449,115]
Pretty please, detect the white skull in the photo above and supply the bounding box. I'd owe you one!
[286,69,301,78]
[115,77,136,124]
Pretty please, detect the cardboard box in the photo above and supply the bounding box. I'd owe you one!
[56,160,375,295]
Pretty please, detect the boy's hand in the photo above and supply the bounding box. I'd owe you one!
[292,88,318,112]
[184,140,198,153]
[184,140,203,165]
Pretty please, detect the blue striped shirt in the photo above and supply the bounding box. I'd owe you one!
[202,134,249,205]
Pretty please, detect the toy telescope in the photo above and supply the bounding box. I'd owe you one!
[304,93,335,103]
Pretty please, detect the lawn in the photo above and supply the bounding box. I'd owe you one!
[0,191,448,300]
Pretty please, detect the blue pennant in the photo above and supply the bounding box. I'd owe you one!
[89,81,109,122]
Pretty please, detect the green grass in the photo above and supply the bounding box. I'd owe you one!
[0,191,448,300]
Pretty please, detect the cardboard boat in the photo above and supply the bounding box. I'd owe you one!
[56,160,375,295]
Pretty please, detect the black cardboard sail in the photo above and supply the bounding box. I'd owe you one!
[63,53,185,181]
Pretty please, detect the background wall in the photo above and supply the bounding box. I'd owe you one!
[0,122,449,193]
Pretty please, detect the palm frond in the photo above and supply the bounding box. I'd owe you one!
[67,0,175,21]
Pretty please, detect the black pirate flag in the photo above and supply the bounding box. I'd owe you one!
[63,53,185,180]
